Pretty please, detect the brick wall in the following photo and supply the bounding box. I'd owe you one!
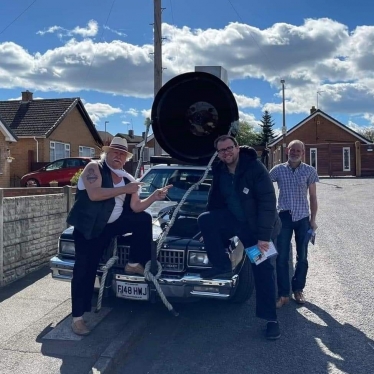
[0,187,74,286]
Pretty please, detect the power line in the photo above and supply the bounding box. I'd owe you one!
[0,0,38,36]
[226,0,277,76]
[85,0,117,79]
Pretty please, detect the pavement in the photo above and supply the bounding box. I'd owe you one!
[0,266,153,374]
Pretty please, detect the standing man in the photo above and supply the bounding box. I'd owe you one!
[198,135,281,340]
[269,140,319,308]
[67,137,172,336]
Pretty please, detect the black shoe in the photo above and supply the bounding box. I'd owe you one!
[266,321,281,340]
[200,266,232,279]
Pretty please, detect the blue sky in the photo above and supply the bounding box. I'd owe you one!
[1,0,374,139]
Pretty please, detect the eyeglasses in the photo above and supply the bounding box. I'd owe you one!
[217,145,235,154]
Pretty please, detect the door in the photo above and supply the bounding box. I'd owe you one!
[309,148,318,172]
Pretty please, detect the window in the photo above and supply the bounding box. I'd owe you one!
[50,141,70,161]
[309,148,317,171]
[343,147,351,171]
[45,159,64,171]
[79,146,95,157]
[0,148,2,174]
[139,168,212,203]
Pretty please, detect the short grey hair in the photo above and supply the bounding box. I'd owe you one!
[287,140,305,151]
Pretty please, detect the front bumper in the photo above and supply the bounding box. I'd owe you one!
[50,256,239,300]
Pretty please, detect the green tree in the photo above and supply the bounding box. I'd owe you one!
[235,120,261,146]
[259,110,275,146]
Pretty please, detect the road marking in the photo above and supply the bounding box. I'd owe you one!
[368,342,374,350]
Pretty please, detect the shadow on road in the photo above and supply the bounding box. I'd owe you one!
[0,266,50,303]
[111,298,374,374]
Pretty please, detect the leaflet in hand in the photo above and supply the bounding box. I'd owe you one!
[245,241,278,265]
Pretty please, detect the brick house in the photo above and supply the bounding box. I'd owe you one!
[0,91,103,187]
[0,114,18,188]
[268,107,374,176]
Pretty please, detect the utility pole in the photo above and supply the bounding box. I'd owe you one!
[153,0,163,156]
[281,79,286,162]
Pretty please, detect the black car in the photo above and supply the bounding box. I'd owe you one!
[50,164,254,303]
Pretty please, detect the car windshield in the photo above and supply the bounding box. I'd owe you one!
[139,168,212,203]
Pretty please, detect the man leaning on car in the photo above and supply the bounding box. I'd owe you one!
[198,135,281,340]
[66,137,172,336]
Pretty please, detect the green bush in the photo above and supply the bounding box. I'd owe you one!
[70,169,83,186]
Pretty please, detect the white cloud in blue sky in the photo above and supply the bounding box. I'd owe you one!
[1,0,374,135]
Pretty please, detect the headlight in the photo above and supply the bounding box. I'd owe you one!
[60,240,75,255]
[188,251,210,267]
[152,224,163,241]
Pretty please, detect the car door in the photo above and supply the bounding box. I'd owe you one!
[42,159,65,185]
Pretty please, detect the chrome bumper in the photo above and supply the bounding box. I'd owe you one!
[50,256,238,300]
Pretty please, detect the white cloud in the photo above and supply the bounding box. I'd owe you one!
[1,17,374,125]
[141,109,151,119]
[125,108,139,117]
[234,94,261,109]
[37,20,98,38]
[103,26,127,38]
[83,102,122,125]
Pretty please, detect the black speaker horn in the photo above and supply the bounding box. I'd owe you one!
[151,71,239,165]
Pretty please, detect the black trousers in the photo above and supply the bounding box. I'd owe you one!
[71,210,152,317]
[198,209,277,321]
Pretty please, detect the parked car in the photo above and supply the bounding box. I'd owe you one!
[20,157,93,187]
[50,164,255,304]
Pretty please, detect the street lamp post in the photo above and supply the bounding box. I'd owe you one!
[281,79,286,162]
[104,121,109,143]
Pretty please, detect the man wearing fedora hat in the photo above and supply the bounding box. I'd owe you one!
[67,136,172,336]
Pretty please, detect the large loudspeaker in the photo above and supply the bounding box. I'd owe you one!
[151,72,239,165]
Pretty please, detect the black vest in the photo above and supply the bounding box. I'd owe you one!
[67,161,132,240]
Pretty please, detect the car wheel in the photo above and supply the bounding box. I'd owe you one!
[229,256,254,304]
[25,179,40,187]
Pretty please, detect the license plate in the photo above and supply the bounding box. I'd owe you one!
[116,281,149,300]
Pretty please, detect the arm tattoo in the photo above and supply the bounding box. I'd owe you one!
[86,168,98,184]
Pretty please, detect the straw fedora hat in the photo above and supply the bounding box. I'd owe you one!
[102,137,133,157]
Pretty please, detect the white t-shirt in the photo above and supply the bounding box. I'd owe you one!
[77,175,127,224]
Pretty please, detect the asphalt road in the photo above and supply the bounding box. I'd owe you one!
[113,178,374,374]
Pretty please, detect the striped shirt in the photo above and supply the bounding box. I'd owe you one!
[269,162,319,221]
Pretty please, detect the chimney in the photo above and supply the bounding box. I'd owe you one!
[310,106,317,114]
[21,90,33,102]
[142,131,146,139]
[128,129,134,138]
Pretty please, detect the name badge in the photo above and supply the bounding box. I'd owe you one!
[243,187,249,194]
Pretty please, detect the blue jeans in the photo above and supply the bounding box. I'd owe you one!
[276,212,310,297]
[198,209,277,321]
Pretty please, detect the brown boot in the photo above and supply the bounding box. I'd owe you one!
[276,296,290,309]
[125,263,145,275]
[293,290,306,304]
[71,319,90,336]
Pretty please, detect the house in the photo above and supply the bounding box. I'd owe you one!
[0,91,103,187]
[0,114,18,188]
[268,107,374,177]
[115,130,148,174]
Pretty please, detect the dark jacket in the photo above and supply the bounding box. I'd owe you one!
[67,161,132,240]
[207,146,280,242]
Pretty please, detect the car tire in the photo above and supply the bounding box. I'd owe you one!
[229,256,254,304]
[25,179,40,187]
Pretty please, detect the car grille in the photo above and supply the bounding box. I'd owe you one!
[101,245,185,272]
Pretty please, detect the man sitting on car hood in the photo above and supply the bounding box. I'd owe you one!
[67,137,172,336]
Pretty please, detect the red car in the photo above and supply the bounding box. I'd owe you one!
[21,157,93,187]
